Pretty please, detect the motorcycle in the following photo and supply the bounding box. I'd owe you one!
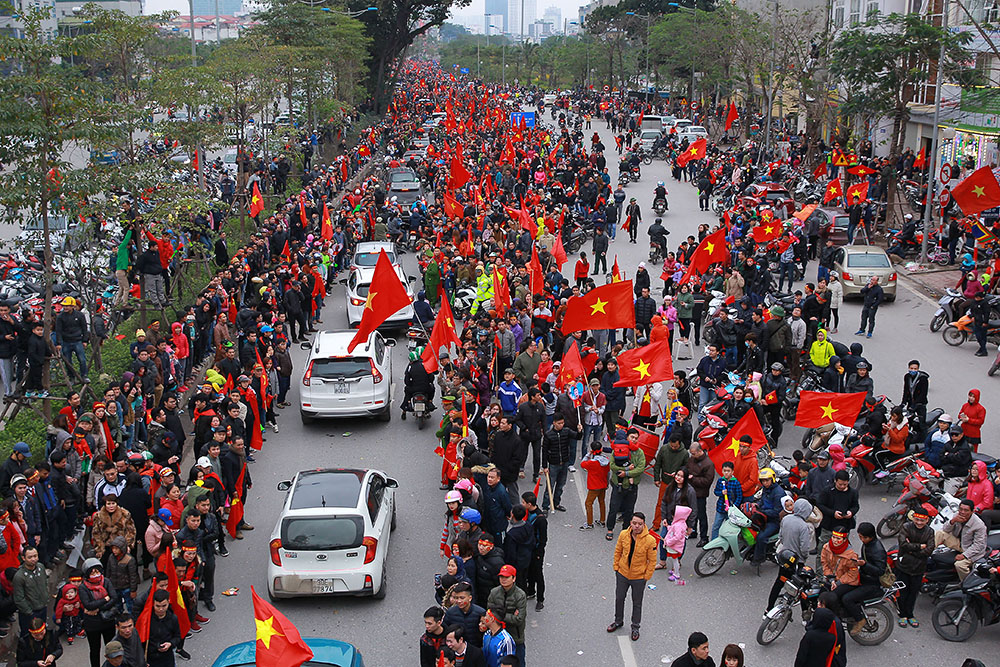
[942,314,1000,347]
[618,172,631,186]
[405,325,428,353]
[875,463,944,538]
[648,242,663,264]
[845,440,924,491]
[930,288,965,332]
[932,554,1000,642]
[694,503,779,577]
[407,391,431,430]
[757,562,902,646]
[653,197,667,216]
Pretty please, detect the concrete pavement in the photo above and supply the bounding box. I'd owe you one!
[150,116,997,667]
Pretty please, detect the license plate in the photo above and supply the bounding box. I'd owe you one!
[312,579,336,594]
[413,402,424,411]
[333,383,350,394]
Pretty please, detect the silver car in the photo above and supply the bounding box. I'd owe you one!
[832,245,897,301]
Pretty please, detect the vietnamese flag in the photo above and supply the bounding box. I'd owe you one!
[347,250,412,352]
[687,226,728,275]
[846,181,869,204]
[492,267,510,316]
[135,587,154,642]
[448,153,472,189]
[557,340,586,389]
[225,463,246,537]
[613,338,674,387]
[251,587,314,667]
[813,161,827,180]
[552,232,568,270]
[676,137,706,168]
[847,164,877,177]
[751,220,782,243]
[421,293,462,373]
[793,204,818,223]
[299,199,308,226]
[249,181,265,218]
[281,240,291,261]
[561,280,635,334]
[612,255,622,282]
[913,146,926,169]
[320,202,333,240]
[156,551,191,636]
[794,391,867,428]
[724,102,738,132]
[442,192,464,219]
[528,245,544,296]
[951,165,1000,216]
[764,390,778,405]
[707,409,765,485]
[822,178,842,205]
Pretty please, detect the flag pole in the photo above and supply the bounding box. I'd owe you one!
[544,470,554,511]
[920,0,949,264]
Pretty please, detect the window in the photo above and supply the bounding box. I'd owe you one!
[309,358,372,381]
[374,335,385,365]
[846,253,891,268]
[866,0,879,17]
[281,516,363,550]
[833,1,845,27]
[289,470,364,509]
[366,477,385,523]
[850,0,861,24]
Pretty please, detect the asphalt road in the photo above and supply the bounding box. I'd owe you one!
[57,114,997,667]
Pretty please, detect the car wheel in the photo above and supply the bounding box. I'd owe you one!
[266,585,280,604]
[300,410,313,425]
[391,499,397,531]
[373,563,387,599]
[885,294,896,302]
[378,406,392,422]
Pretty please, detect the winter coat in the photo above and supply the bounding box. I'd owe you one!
[480,482,511,539]
[659,484,696,529]
[685,452,715,499]
[941,512,988,562]
[779,499,815,560]
[821,543,860,585]
[896,520,935,575]
[473,546,506,602]
[613,527,657,580]
[91,506,136,558]
[487,584,527,644]
[541,426,579,468]
[12,563,47,614]
[967,460,994,512]
[652,444,688,484]
[794,608,846,667]
[959,390,986,439]
[941,437,973,478]
[503,520,535,575]
[663,505,692,553]
[609,448,645,490]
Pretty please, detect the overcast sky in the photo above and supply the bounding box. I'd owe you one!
[143,0,586,28]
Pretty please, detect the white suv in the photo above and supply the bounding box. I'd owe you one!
[267,468,397,600]
[299,330,395,424]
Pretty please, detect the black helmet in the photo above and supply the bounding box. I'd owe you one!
[770,362,784,372]
[654,218,663,225]
[777,549,799,569]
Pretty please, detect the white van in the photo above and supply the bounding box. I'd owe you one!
[641,115,664,132]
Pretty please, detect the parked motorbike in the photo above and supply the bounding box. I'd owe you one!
[930,288,965,332]
[932,554,1000,642]
[942,314,1000,347]
[875,463,944,538]
[757,561,901,646]
[694,503,779,577]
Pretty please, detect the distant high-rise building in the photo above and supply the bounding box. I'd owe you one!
[507,0,536,36]
[192,0,241,15]
[485,0,507,33]
[543,5,561,29]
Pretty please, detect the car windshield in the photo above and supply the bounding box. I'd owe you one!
[847,253,891,268]
[289,470,364,509]
[309,358,372,380]
[281,516,363,550]
[353,251,395,267]
[641,131,659,139]
[764,190,789,202]
[390,190,420,204]
[832,215,849,229]
[390,172,416,183]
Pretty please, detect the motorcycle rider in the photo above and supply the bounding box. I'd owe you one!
[934,498,987,581]
[767,499,815,609]
[401,346,436,419]
[652,182,668,211]
[760,362,787,442]
[414,291,435,327]
[752,468,787,566]
[648,218,668,260]
[470,265,494,317]
[835,521,887,636]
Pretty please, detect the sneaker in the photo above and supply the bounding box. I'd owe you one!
[535,601,544,611]
[37,390,49,398]
[177,648,191,661]
[235,530,244,540]
[668,572,677,582]
[189,622,202,633]
[595,519,604,527]
[854,330,864,335]
[866,333,872,338]
[218,548,230,558]
[579,523,594,530]
[569,466,577,473]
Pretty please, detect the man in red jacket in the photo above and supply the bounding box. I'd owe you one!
[959,388,986,453]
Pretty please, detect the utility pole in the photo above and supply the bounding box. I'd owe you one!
[214,0,220,43]
[764,0,777,160]
[921,0,950,263]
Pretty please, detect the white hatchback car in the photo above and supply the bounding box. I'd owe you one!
[267,468,397,600]
[299,330,395,423]
[351,241,400,271]
[345,265,414,328]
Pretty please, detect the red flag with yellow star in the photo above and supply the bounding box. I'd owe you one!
[845,181,869,204]
[613,338,673,387]
[822,178,842,205]
[421,292,462,373]
[557,340,586,389]
[347,250,411,352]
[794,391,867,428]
[675,137,707,168]
[560,280,635,334]
[847,164,877,177]
[686,226,728,276]
[707,409,765,484]
[611,255,623,282]
[251,586,314,667]
[249,181,265,218]
[751,220,782,243]
[952,165,1000,216]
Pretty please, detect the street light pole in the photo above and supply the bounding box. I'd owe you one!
[921,0,950,263]
[625,12,651,101]
[764,1,777,160]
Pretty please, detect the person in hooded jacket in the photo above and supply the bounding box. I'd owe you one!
[820,356,846,392]
[958,388,986,452]
[502,505,535,590]
[767,497,815,608]
[794,598,846,667]
[473,534,505,608]
[941,425,973,494]
[895,509,934,627]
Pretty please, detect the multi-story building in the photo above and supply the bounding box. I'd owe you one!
[507,0,535,37]
[485,0,507,34]
[0,0,58,38]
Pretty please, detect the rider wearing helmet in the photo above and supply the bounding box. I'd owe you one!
[413,290,435,326]
[752,467,787,566]
[648,217,668,253]
[761,361,787,442]
[653,181,668,207]
[402,344,435,419]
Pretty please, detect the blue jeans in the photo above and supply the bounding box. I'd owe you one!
[581,423,602,456]
[753,520,780,563]
[699,386,715,412]
[541,463,569,510]
[61,340,87,379]
[711,509,727,539]
[778,262,795,292]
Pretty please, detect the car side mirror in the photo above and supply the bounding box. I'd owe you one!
[386,477,399,489]
[384,338,397,347]
[299,341,312,351]
[277,480,291,491]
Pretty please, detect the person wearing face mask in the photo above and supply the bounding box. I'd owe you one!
[78,559,118,667]
[901,360,929,439]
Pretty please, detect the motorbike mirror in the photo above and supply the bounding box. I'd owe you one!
[299,341,312,351]
[384,338,397,347]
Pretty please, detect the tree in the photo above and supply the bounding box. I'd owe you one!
[831,12,980,227]
[0,6,107,400]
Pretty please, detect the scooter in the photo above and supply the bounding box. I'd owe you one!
[405,325,428,353]
[930,288,964,332]
[694,503,779,577]
[942,314,1000,347]
[653,197,667,216]
[407,391,431,430]
[875,463,944,538]
[932,554,1000,642]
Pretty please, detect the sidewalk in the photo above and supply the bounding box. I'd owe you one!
[893,261,960,298]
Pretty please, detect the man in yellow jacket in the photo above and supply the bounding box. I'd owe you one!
[607,512,657,642]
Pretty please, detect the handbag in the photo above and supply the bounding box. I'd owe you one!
[879,568,896,588]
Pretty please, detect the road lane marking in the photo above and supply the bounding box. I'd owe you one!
[618,635,639,667]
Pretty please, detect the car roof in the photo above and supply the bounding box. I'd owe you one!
[310,330,379,358]
[350,265,407,284]
[843,245,887,254]
[212,637,362,667]
[288,469,369,510]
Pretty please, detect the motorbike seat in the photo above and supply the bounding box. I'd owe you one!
[972,452,998,471]
[988,532,1000,552]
